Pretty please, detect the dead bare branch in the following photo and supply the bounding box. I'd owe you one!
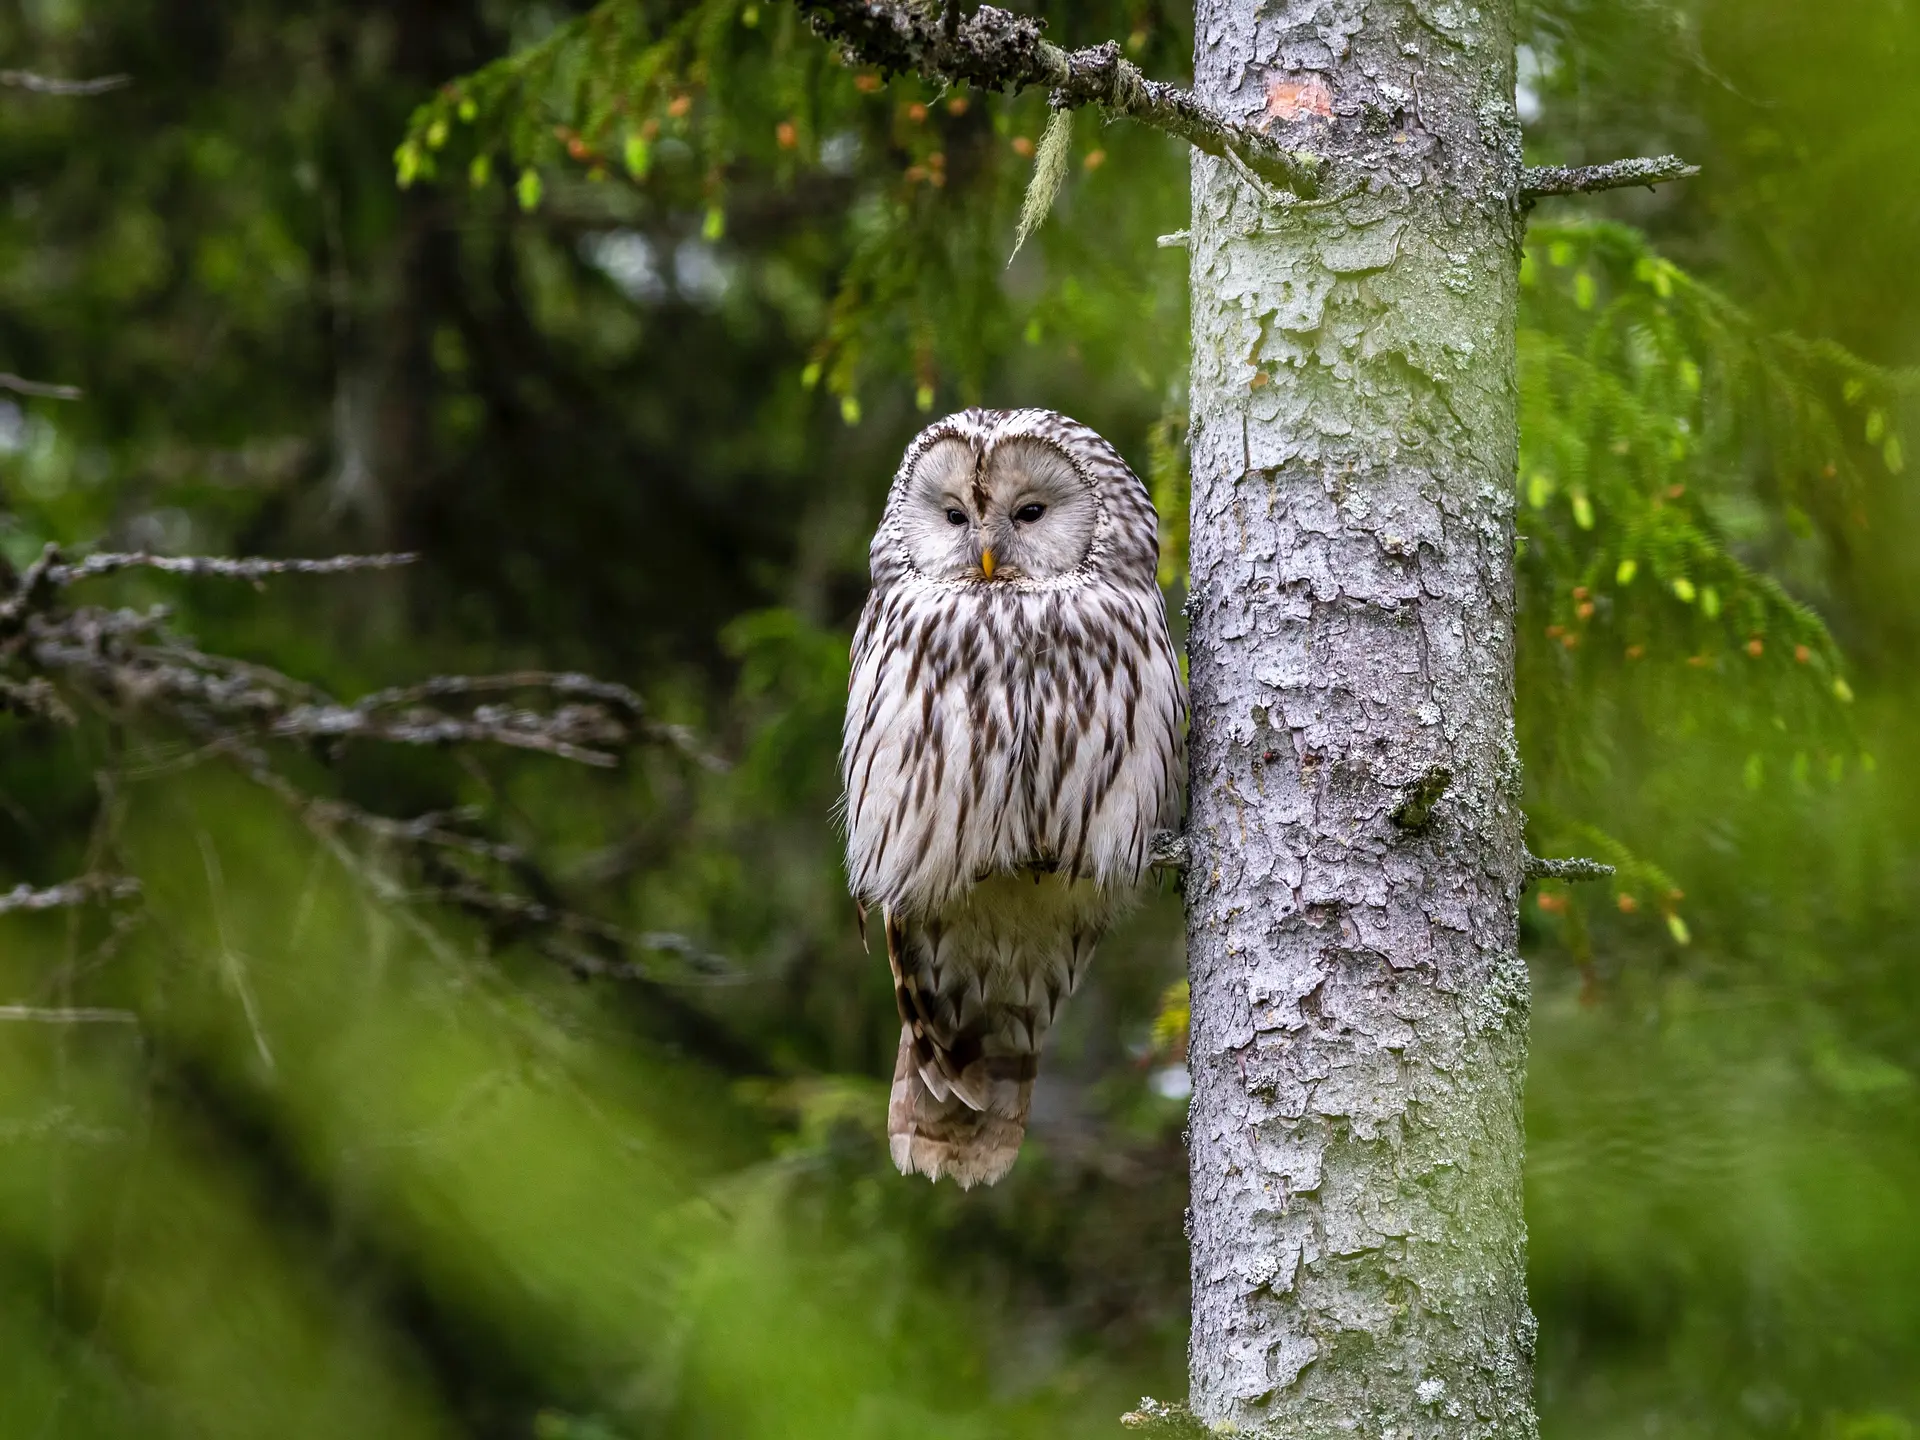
[49,550,419,585]
[270,701,628,766]
[0,1005,139,1024]
[343,671,726,770]
[0,69,131,96]
[0,373,83,399]
[0,875,142,916]
[3,540,733,1002]
[0,676,72,723]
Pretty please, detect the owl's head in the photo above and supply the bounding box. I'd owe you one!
[876,409,1159,591]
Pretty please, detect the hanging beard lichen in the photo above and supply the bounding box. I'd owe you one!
[1009,108,1074,263]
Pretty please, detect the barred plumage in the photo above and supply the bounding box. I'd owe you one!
[841,408,1186,1187]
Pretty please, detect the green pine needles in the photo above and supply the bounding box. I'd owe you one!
[1514,219,1913,939]
[1516,220,1910,704]
[398,0,1183,419]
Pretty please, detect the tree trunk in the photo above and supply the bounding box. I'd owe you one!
[1181,1,1535,1435]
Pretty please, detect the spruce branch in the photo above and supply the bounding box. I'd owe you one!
[24,621,699,770]
[0,544,64,638]
[800,0,1324,196]
[1521,154,1699,202]
[329,670,725,771]
[267,699,632,767]
[1522,851,1615,883]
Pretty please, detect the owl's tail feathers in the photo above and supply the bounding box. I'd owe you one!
[887,1025,1034,1189]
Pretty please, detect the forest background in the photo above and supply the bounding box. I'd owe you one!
[1,0,1918,1436]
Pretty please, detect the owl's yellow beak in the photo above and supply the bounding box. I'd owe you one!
[978,548,997,580]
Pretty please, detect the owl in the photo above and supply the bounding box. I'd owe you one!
[841,408,1187,1187]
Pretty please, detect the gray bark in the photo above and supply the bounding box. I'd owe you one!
[1181,2,1534,1436]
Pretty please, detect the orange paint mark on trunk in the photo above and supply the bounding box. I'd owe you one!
[1265,74,1332,120]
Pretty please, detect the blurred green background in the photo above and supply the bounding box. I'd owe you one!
[1,1,1917,1435]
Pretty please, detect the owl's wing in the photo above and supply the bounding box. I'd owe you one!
[1024,585,1186,888]
[842,584,1027,916]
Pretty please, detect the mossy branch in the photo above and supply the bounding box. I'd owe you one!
[1523,852,1615,883]
[1521,154,1699,202]
[1121,1398,1232,1436]
[800,0,1324,196]
[802,0,1700,209]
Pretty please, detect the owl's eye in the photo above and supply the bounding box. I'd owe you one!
[944,508,968,526]
[1013,502,1047,524]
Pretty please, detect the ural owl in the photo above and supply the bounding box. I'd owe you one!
[841,408,1187,1187]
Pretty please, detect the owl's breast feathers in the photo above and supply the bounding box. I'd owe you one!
[841,575,1185,920]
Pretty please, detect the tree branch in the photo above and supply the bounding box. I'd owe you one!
[1120,1399,1212,1437]
[801,0,1324,196]
[0,544,66,639]
[422,882,736,980]
[8,544,719,778]
[0,875,142,915]
[0,676,72,723]
[0,544,418,641]
[1521,154,1699,202]
[335,670,725,770]
[0,1005,139,1024]
[25,623,695,770]
[1150,833,1615,887]
[48,550,420,585]
[269,701,628,767]
[2,539,741,1056]
[0,69,131,96]
[806,1,1704,212]
[1148,829,1188,872]
[1523,851,1615,883]
[0,373,84,400]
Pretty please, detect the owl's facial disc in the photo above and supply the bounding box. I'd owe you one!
[897,433,1097,583]
[973,438,1097,581]
[897,436,988,580]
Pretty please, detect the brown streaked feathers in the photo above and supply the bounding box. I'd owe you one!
[841,409,1187,1187]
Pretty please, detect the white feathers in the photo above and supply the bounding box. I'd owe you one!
[841,407,1188,1185]
[844,580,1181,915]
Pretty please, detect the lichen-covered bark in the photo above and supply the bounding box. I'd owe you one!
[1181,2,1534,1436]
